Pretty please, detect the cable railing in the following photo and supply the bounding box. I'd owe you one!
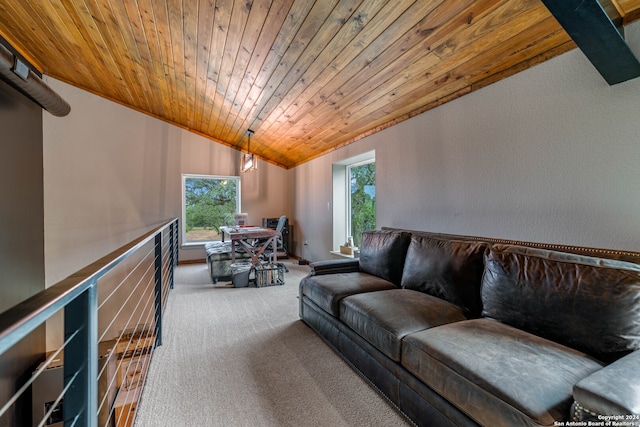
[0,218,179,427]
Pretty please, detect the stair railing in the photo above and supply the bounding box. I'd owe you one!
[0,218,178,427]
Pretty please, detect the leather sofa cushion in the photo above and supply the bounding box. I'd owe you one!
[482,244,640,358]
[359,230,411,286]
[300,272,396,317]
[402,319,604,427]
[401,235,487,317]
[340,289,467,361]
[573,349,640,417]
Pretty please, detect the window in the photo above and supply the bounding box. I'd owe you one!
[347,160,376,247]
[332,151,376,252]
[182,175,240,244]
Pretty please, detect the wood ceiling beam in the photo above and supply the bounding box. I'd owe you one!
[540,0,640,85]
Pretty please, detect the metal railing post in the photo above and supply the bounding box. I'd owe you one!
[174,218,179,267]
[64,281,98,426]
[154,233,163,347]
[169,222,175,290]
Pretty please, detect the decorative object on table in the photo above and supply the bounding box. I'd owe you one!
[240,129,257,172]
[233,213,249,226]
[340,236,357,255]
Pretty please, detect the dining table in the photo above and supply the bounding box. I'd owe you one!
[219,226,280,265]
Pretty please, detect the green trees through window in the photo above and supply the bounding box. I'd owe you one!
[183,176,240,242]
[349,161,376,248]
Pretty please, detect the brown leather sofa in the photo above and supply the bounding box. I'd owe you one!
[298,228,640,427]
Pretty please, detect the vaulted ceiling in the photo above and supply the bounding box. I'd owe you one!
[1,0,639,168]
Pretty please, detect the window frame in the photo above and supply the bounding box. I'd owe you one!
[332,151,376,254]
[181,174,241,246]
[346,158,376,247]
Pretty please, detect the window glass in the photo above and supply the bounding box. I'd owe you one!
[348,161,376,247]
[182,175,240,243]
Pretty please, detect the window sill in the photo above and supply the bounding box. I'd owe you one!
[330,250,357,259]
[181,240,220,250]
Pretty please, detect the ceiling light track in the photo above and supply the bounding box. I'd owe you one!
[0,42,70,116]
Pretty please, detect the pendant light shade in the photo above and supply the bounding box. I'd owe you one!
[241,129,257,172]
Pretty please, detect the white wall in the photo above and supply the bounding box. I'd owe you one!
[293,21,640,261]
[43,79,292,287]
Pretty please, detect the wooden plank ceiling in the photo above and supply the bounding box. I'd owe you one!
[1,0,639,168]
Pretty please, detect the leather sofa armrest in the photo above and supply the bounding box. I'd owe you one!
[309,259,360,276]
[573,350,640,419]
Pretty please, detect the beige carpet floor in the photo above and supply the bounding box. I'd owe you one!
[134,260,412,427]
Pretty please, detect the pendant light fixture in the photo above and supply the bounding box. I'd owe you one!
[241,129,258,172]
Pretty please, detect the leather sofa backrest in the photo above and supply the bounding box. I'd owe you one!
[401,235,487,317]
[359,230,411,286]
[481,244,640,361]
[382,226,640,264]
